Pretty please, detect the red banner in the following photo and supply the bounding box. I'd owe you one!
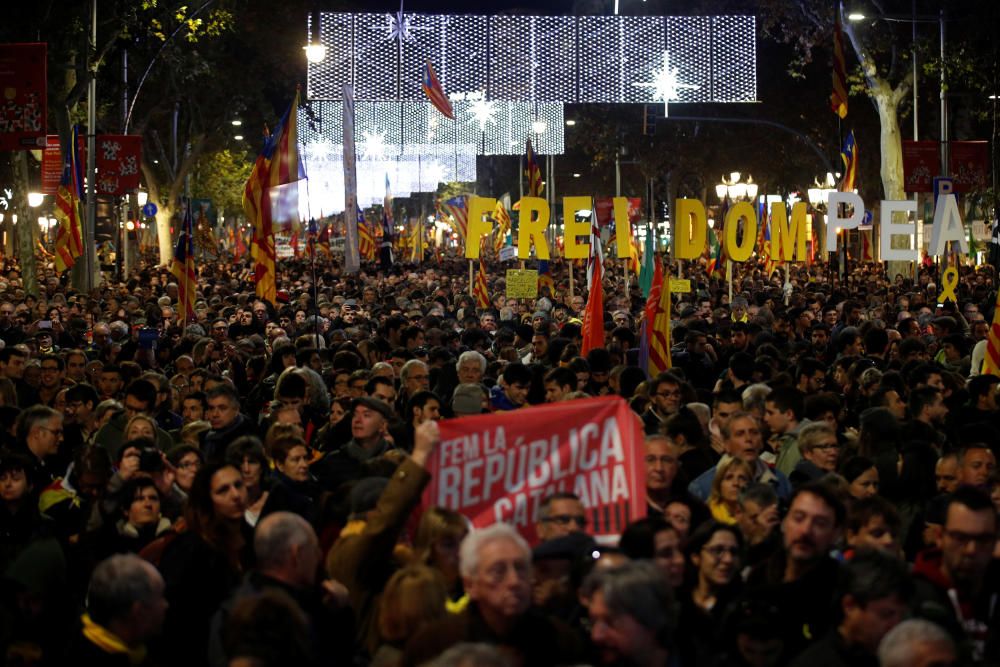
[41,135,61,194]
[594,198,643,227]
[950,141,988,193]
[93,135,142,196]
[902,140,937,193]
[902,140,989,193]
[422,397,647,544]
[0,44,47,151]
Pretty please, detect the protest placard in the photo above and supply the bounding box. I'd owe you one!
[422,397,647,544]
[505,269,538,299]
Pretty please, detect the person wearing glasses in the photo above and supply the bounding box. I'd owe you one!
[13,405,63,488]
[535,492,588,543]
[36,353,65,408]
[789,422,841,488]
[676,522,745,666]
[912,486,999,664]
[641,373,685,436]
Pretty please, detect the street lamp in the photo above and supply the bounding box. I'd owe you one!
[27,192,44,208]
[136,189,148,207]
[716,173,757,201]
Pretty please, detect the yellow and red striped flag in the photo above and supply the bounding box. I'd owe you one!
[492,198,511,254]
[840,130,859,192]
[831,14,849,118]
[982,285,1000,376]
[242,89,305,303]
[648,269,673,374]
[357,208,376,261]
[170,202,197,323]
[442,195,468,241]
[473,240,490,308]
[53,126,85,273]
[525,139,543,197]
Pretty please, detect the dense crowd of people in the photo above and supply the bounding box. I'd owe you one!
[0,249,998,666]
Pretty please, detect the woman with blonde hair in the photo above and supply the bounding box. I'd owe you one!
[707,457,753,525]
[412,507,470,605]
[124,414,158,443]
[372,564,448,667]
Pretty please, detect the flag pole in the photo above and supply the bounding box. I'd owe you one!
[569,262,575,300]
[727,259,733,304]
[468,260,474,297]
[182,198,191,335]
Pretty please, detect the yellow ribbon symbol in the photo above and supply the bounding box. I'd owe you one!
[938,266,959,304]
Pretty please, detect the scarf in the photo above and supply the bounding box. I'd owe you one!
[81,613,146,665]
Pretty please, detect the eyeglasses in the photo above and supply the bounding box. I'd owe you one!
[812,442,841,451]
[542,514,587,528]
[703,545,741,559]
[944,529,996,548]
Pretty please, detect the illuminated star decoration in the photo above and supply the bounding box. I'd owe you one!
[633,52,701,116]
[423,161,446,188]
[387,9,413,44]
[467,95,496,132]
[359,130,388,162]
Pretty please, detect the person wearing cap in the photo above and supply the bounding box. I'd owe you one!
[452,384,488,417]
[311,396,395,491]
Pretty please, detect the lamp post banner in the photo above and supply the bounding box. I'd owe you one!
[0,43,47,151]
[421,396,647,545]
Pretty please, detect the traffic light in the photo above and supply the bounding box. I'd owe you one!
[642,104,656,136]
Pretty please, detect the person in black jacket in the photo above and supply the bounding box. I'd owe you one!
[155,461,253,666]
[789,549,912,667]
[71,553,167,666]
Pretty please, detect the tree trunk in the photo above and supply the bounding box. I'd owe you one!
[873,90,913,280]
[155,205,174,266]
[11,153,39,297]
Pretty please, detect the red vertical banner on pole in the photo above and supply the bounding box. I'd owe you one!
[422,397,647,545]
[41,136,62,194]
[0,43,47,151]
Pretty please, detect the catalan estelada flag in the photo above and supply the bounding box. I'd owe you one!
[840,130,858,192]
[525,139,543,197]
[170,201,197,323]
[983,284,1000,376]
[442,195,468,242]
[831,14,849,119]
[54,126,85,273]
[421,61,454,120]
[242,89,305,303]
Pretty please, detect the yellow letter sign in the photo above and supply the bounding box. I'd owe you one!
[674,199,707,259]
[516,196,550,260]
[562,196,592,259]
[464,196,496,259]
[724,201,758,262]
[769,202,808,262]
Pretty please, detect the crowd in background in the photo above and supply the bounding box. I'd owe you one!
[0,250,996,666]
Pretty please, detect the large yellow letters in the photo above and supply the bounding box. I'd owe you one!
[464,196,496,259]
[562,196,592,259]
[724,202,758,262]
[675,199,707,260]
[769,202,808,261]
[516,196,550,260]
